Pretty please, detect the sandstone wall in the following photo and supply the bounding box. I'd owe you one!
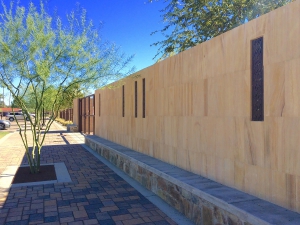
[94,1,300,212]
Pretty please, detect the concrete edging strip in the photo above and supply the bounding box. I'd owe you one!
[0,162,72,189]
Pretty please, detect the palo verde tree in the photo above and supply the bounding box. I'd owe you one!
[24,83,84,113]
[0,1,134,173]
[151,0,294,59]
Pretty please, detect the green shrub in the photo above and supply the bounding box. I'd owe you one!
[55,117,73,126]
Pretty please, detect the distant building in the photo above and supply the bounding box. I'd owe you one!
[0,107,22,118]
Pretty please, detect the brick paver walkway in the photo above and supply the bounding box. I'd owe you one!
[0,122,177,225]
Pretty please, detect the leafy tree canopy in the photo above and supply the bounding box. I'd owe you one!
[151,0,294,59]
[0,1,134,173]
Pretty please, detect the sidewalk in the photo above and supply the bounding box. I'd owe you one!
[0,122,178,225]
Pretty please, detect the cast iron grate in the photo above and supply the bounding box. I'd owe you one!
[251,37,264,121]
[135,81,138,118]
[142,78,145,118]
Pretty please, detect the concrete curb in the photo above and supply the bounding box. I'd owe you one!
[0,162,72,189]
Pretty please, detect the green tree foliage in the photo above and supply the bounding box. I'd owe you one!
[0,93,4,106]
[0,1,134,173]
[151,0,294,59]
[0,84,5,107]
[47,84,85,110]
[23,84,84,112]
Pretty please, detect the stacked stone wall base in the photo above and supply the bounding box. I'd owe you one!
[85,135,300,225]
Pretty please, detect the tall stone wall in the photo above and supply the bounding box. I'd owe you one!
[94,1,300,213]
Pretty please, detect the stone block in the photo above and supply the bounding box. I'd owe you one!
[157,189,167,201]
[227,214,243,225]
[109,152,117,165]
[191,204,202,225]
[145,171,153,189]
[130,164,137,180]
[182,198,192,218]
[150,174,158,193]
[124,161,130,174]
[202,206,213,225]
[213,207,227,225]
[67,124,78,132]
[243,222,254,225]
[117,158,124,169]
[157,177,168,192]
[169,184,181,202]
[138,166,146,174]
[103,149,109,159]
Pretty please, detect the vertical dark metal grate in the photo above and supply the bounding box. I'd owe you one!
[92,95,95,134]
[78,98,82,132]
[88,96,90,133]
[251,37,264,121]
[122,85,125,117]
[98,94,101,117]
[142,78,145,118]
[135,81,138,118]
[83,97,86,132]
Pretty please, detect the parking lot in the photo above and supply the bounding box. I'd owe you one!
[0,119,48,132]
[0,120,26,132]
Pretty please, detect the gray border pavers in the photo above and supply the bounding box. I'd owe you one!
[0,162,72,188]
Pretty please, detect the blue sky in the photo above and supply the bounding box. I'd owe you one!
[0,0,168,104]
[1,0,167,72]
